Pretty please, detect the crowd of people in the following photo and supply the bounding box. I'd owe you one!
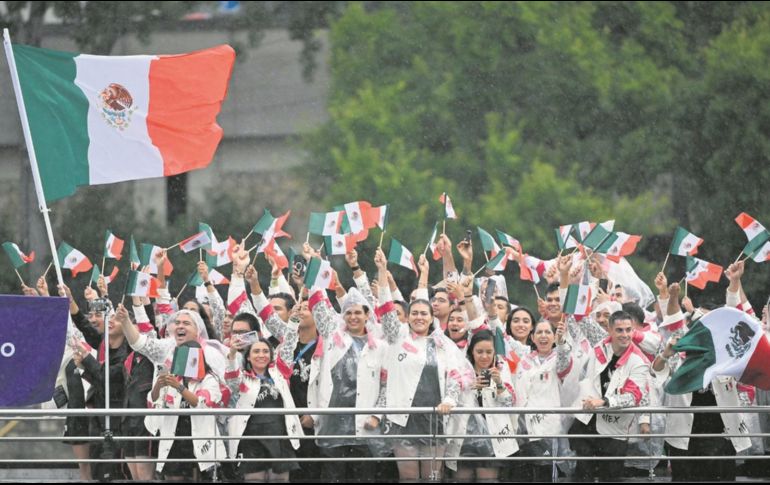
[22,232,770,482]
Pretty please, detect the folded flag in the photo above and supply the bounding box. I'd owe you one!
[554,225,577,251]
[57,242,92,277]
[496,230,521,251]
[129,235,140,270]
[0,295,69,407]
[665,307,770,394]
[264,240,289,270]
[570,221,594,243]
[304,257,333,290]
[10,43,235,202]
[440,192,456,219]
[171,345,206,380]
[139,243,173,276]
[324,234,356,256]
[427,222,442,261]
[206,236,236,268]
[90,265,119,285]
[735,212,770,257]
[370,204,389,231]
[562,284,592,316]
[125,270,159,298]
[669,227,703,256]
[2,242,35,269]
[478,227,501,257]
[685,256,722,290]
[344,201,372,235]
[308,211,344,236]
[485,250,508,272]
[103,230,124,260]
[178,231,212,253]
[388,238,418,274]
[605,232,642,263]
[520,254,546,284]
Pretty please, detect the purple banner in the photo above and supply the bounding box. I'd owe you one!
[0,295,69,407]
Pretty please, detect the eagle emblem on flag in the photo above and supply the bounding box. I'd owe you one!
[726,321,755,359]
[99,83,136,130]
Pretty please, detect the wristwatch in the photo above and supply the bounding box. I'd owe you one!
[177,383,186,393]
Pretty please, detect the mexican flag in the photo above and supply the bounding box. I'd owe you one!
[178,231,212,253]
[10,43,235,202]
[554,225,577,250]
[57,242,92,277]
[496,230,521,251]
[264,240,289,271]
[440,192,456,219]
[90,265,118,285]
[206,236,236,268]
[188,267,229,287]
[125,270,159,298]
[485,250,508,272]
[344,201,372,235]
[388,238,418,274]
[304,257,334,290]
[478,227,501,256]
[252,209,291,252]
[129,235,140,269]
[571,221,594,243]
[685,256,722,290]
[581,224,616,253]
[324,234,356,256]
[605,232,642,263]
[103,230,124,260]
[427,222,442,261]
[562,284,592,316]
[2,242,34,269]
[198,222,217,245]
[735,212,770,257]
[139,243,173,276]
[747,241,770,263]
[665,307,770,394]
[669,227,703,256]
[308,211,343,236]
[171,345,206,380]
[520,254,546,284]
[370,204,389,231]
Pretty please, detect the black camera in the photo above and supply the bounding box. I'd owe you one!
[464,229,472,244]
[481,369,492,383]
[87,298,112,314]
[293,260,307,278]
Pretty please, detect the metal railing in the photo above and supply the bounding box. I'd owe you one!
[1,406,769,480]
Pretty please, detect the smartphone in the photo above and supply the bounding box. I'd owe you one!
[464,229,472,244]
[484,278,497,306]
[481,369,492,385]
[234,330,259,347]
[599,278,609,292]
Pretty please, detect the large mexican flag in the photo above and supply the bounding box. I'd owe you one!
[10,42,235,202]
[665,307,770,394]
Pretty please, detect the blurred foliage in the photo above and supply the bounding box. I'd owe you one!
[305,1,770,308]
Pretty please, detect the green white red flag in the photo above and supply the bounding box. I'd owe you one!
[477,227,501,257]
[665,307,770,394]
[206,236,235,268]
[485,250,508,272]
[440,192,456,219]
[57,242,92,277]
[735,212,770,257]
[308,211,344,236]
[304,257,334,290]
[264,240,289,271]
[2,242,34,269]
[684,256,722,290]
[388,238,418,274]
[669,227,703,256]
[520,254,546,284]
[90,265,118,285]
[129,235,140,269]
[324,234,356,256]
[139,243,173,276]
[10,43,235,202]
[427,222,441,261]
[171,345,206,380]
[125,270,159,298]
[496,230,521,251]
[562,284,592,316]
[605,232,642,263]
[103,230,124,260]
[178,231,212,253]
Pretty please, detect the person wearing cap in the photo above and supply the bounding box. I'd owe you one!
[303,274,388,482]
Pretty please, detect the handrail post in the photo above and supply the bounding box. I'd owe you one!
[430,407,439,481]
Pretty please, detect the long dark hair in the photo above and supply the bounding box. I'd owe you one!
[506,306,536,348]
[241,338,275,374]
[467,329,496,368]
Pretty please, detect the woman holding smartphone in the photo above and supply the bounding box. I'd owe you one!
[446,330,518,481]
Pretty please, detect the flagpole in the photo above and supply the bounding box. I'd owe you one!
[13,268,24,286]
[165,241,182,251]
[42,261,52,279]
[442,219,446,236]
[243,229,254,244]
[379,230,385,249]
[661,252,670,273]
[684,281,688,300]
[175,283,188,301]
[101,256,106,277]
[3,29,64,287]
[199,248,202,262]
[533,283,541,300]
[305,232,310,244]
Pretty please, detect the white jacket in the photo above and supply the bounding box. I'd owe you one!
[377,294,469,428]
[144,373,227,472]
[516,350,570,439]
[306,290,388,436]
[446,363,519,471]
[655,357,752,452]
[571,339,649,438]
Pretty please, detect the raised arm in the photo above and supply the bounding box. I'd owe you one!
[375,247,401,345]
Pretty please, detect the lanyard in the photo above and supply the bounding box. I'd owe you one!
[294,340,317,365]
